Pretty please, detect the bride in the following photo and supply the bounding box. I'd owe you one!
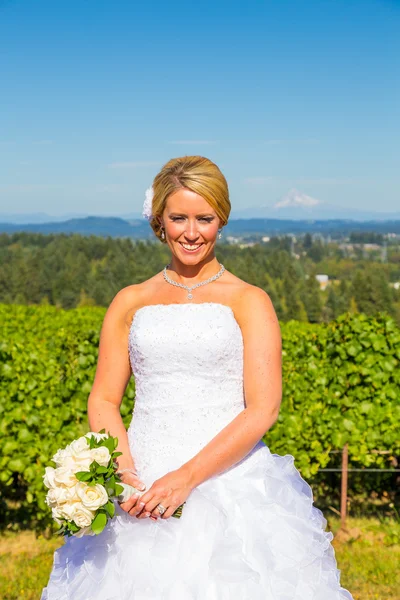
[42,155,354,599]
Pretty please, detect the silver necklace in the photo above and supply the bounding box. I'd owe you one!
[163,263,226,300]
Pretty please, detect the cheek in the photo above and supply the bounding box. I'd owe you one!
[167,222,185,237]
[203,223,219,239]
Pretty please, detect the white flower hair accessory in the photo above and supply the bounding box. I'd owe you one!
[142,186,154,220]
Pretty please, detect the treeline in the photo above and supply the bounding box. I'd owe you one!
[0,232,399,325]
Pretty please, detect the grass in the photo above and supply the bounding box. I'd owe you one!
[0,517,399,599]
[326,516,400,600]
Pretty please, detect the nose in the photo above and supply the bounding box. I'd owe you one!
[184,220,200,241]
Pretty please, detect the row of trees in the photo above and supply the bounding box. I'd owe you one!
[0,232,399,325]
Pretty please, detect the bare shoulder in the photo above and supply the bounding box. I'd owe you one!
[231,281,280,333]
[104,279,157,329]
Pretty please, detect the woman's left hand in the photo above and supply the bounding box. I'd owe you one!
[136,467,193,520]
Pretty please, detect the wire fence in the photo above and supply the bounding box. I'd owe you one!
[317,445,399,527]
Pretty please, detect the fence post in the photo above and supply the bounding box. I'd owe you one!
[340,443,349,529]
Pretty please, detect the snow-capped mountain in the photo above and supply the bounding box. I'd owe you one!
[274,188,320,209]
[231,189,400,221]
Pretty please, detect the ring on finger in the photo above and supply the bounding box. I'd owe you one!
[155,503,167,516]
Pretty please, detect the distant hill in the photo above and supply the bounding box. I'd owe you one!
[224,218,400,236]
[0,216,152,239]
[2,190,400,227]
[1,215,400,238]
[0,211,143,224]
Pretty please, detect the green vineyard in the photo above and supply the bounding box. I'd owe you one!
[1,303,399,530]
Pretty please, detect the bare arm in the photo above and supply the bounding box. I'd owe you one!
[181,287,282,489]
[87,286,136,471]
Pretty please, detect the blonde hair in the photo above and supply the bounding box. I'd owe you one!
[149,155,230,243]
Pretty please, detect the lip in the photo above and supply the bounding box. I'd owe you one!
[179,242,204,254]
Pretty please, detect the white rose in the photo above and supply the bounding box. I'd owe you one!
[43,467,57,489]
[85,431,109,442]
[53,452,85,471]
[70,436,90,456]
[71,455,94,472]
[46,487,65,507]
[51,506,64,525]
[57,501,76,521]
[90,446,111,467]
[71,505,95,528]
[76,482,109,510]
[46,485,79,507]
[52,446,73,468]
[53,467,78,488]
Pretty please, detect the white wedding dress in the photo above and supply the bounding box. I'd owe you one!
[42,302,354,600]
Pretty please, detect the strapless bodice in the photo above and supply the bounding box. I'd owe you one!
[127,303,245,479]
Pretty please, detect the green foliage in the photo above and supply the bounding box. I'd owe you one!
[324,312,400,465]
[0,304,135,530]
[265,312,400,480]
[0,304,399,530]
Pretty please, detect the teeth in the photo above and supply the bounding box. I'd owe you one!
[181,243,201,250]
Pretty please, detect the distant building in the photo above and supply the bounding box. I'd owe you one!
[226,236,241,244]
[315,273,329,290]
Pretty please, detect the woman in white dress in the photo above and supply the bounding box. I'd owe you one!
[42,155,354,599]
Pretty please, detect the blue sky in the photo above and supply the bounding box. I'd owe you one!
[0,0,399,216]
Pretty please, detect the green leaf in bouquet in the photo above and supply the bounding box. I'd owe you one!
[115,483,124,495]
[112,451,123,458]
[91,511,108,535]
[69,521,80,533]
[56,524,66,536]
[103,437,115,454]
[76,471,93,482]
[104,501,115,518]
[172,503,186,519]
[96,466,108,474]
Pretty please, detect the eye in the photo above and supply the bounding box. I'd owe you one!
[171,217,184,221]
[199,217,214,223]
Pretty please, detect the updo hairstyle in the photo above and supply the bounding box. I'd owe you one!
[149,155,230,244]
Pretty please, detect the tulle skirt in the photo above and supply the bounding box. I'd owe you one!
[41,442,354,599]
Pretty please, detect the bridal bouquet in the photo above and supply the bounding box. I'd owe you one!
[43,430,183,538]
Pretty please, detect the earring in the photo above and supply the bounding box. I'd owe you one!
[161,228,165,240]
[218,228,222,240]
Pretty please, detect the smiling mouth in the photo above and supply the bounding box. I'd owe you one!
[179,242,203,251]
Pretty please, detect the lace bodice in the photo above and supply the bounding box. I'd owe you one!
[127,302,245,479]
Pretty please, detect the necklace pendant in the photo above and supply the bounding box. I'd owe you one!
[187,293,193,300]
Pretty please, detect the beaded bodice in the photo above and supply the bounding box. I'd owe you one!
[127,303,245,480]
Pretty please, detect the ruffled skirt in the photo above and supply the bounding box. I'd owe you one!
[41,442,354,599]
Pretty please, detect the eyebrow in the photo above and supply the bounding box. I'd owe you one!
[168,212,215,217]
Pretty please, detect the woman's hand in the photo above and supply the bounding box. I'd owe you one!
[117,468,150,518]
[136,467,194,520]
